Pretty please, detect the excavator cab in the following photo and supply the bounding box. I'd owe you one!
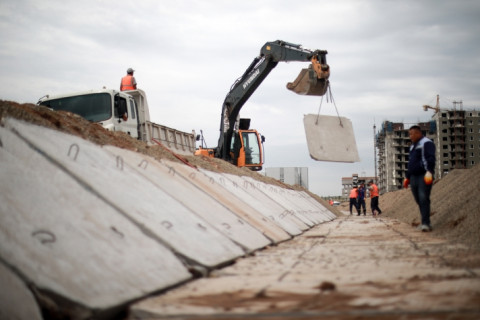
[229,118,264,171]
[230,130,264,171]
[287,55,330,96]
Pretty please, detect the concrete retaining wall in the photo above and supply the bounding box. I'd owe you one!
[0,118,336,319]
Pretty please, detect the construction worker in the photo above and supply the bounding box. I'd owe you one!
[368,180,382,216]
[120,68,137,91]
[403,125,436,232]
[357,183,367,216]
[349,186,360,215]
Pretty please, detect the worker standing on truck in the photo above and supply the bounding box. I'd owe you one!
[120,68,137,91]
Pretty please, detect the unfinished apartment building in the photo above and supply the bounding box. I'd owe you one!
[376,107,480,193]
[432,108,480,176]
[376,121,436,193]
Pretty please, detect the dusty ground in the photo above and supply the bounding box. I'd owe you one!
[129,216,480,319]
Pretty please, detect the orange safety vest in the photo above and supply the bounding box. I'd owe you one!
[120,75,136,91]
[370,184,379,198]
[349,188,358,199]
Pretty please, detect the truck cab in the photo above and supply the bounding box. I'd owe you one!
[38,88,196,155]
[38,89,150,139]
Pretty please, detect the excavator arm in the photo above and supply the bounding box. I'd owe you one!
[216,40,330,160]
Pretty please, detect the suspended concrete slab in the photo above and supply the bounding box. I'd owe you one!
[199,170,306,236]
[4,118,244,269]
[0,125,191,315]
[162,160,292,244]
[103,146,271,253]
[303,114,360,163]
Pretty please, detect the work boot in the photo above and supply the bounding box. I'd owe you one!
[420,224,432,232]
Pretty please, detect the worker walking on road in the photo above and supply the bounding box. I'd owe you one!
[349,186,360,215]
[120,68,137,91]
[403,125,436,232]
[357,183,367,216]
[368,180,382,216]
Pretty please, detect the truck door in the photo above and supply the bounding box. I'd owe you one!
[114,95,139,139]
[128,97,141,139]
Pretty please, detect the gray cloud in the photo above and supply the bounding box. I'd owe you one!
[1,0,479,195]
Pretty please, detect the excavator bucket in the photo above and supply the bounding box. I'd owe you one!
[287,66,329,96]
[287,54,330,96]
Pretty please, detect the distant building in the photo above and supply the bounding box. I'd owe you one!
[376,106,480,193]
[376,121,436,193]
[264,167,308,189]
[431,109,480,177]
[341,174,377,198]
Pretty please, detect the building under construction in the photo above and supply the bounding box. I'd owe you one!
[341,174,377,198]
[431,108,480,177]
[376,121,436,193]
[376,101,480,193]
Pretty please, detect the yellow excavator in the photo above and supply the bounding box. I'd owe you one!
[195,40,330,171]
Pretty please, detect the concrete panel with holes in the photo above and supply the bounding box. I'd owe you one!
[1,118,339,318]
[221,173,316,229]
[4,119,244,269]
[0,125,191,317]
[241,176,336,224]
[198,169,307,236]
[163,160,293,243]
[103,146,272,252]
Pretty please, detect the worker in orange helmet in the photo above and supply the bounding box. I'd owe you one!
[120,68,137,91]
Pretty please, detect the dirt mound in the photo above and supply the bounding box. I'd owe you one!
[0,100,339,215]
[382,165,480,251]
[338,165,480,251]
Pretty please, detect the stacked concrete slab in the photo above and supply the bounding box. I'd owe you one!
[0,118,336,319]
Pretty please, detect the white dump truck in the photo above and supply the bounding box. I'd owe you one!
[37,89,196,155]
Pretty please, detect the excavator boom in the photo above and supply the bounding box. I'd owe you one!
[216,40,330,162]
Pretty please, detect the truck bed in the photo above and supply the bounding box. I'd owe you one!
[142,121,196,156]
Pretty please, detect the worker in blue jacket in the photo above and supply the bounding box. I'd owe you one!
[403,125,436,232]
[356,183,366,216]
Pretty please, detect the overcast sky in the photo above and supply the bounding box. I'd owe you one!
[1,0,479,196]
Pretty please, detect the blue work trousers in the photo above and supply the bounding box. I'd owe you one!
[357,199,366,214]
[410,174,432,226]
